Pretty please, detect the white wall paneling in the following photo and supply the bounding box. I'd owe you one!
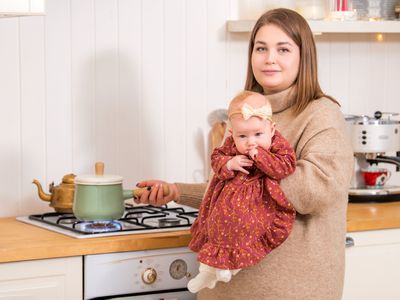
[164,0,186,183]
[20,15,47,216]
[116,0,142,187]
[0,18,21,216]
[71,0,95,175]
[1,0,400,217]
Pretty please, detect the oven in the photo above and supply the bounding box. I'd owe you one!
[84,247,198,300]
[17,203,199,298]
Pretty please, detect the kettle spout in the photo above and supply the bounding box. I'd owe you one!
[32,179,52,202]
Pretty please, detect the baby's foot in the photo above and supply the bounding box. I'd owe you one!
[216,269,232,282]
[231,269,241,276]
[187,271,217,293]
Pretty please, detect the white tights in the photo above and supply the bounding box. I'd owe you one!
[187,263,241,293]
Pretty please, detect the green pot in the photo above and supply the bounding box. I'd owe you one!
[73,173,133,221]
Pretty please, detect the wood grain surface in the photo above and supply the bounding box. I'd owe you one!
[1,201,400,263]
[0,217,191,263]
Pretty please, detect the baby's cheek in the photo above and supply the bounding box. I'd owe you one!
[258,138,272,150]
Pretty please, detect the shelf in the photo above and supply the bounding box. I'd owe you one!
[227,20,400,34]
[0,0,45,18]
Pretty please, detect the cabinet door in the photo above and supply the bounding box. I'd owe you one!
[0,256,82,300]
[343,229,400,300]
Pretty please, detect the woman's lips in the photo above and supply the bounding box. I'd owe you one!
[262,70,280,75]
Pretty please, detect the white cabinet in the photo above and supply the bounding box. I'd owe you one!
[0,0,45,17]
[343,229,400,300]
[0,256,82,300]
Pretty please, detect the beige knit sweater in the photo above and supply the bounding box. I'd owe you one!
[176,88,354,300]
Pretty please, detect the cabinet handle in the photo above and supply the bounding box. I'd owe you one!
[346,236,355,248]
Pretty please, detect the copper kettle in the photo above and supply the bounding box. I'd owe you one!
[32,174,76,213]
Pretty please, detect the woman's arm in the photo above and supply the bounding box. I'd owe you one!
[280,105,353,215]
[175,182,208,209]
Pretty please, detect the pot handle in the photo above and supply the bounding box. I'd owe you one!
[132,185,170,198]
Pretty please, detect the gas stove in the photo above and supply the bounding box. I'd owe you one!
[17,202,198,239]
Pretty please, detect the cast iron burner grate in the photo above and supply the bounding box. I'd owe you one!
[28,204,198,235]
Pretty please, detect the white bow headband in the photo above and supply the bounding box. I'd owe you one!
[229,103,272,121]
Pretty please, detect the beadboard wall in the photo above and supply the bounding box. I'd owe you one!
[1,0,400,217]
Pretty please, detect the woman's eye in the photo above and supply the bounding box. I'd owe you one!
[255,46,266,52]
[278,48,290,53]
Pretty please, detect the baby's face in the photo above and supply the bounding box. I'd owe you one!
[230,116,274,155]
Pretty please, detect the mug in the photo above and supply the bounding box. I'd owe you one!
[361,168,391,189]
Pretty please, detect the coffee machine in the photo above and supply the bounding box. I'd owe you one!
[346,111,400,202]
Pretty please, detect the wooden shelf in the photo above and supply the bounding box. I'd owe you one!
[227,20,400,34]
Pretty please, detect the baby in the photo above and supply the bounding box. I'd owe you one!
[188,90,297,293]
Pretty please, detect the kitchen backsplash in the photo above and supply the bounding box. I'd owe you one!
[0,0,400,217]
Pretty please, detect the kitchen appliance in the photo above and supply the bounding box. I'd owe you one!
[346,111,400,202]
[17,202,198,239]
[17,202,200,298]
[85,247,198,300]
[32,173,76,213]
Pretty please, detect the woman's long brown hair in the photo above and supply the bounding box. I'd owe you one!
[244,8,338,115]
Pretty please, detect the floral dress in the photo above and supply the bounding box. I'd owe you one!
[189,130,296,270]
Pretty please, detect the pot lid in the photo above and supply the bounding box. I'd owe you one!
[74,162,123,185]
[74,174,123,185]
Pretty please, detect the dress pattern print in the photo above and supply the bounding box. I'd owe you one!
[189,130,297,269]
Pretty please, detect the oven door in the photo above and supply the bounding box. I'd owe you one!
[90,288,194,299]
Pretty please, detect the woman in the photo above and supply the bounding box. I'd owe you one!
[136,8,353,300]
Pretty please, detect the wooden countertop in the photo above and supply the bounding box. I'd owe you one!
[0,217,191,263]
[1,201,400,264]
[347,201,400,232]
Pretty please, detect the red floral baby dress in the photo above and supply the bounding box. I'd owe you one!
[189,130,296,269]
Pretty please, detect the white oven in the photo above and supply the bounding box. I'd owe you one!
[84,247,199,300]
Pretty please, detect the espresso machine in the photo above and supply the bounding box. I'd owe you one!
[346,111,400,202]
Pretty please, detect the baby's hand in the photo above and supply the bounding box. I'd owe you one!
[226,155,253,174]
[248,148,258,160]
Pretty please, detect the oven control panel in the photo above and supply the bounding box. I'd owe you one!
[84,247,199,299]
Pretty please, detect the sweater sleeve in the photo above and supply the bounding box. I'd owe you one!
[280,103,353,215]
[253,130,296,180]
[175,182,207,209]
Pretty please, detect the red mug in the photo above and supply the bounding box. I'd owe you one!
[361,169,391,189]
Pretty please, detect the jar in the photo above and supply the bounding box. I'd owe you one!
[296,0,329,20]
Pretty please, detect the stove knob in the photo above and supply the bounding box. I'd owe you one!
[141,268,157,284]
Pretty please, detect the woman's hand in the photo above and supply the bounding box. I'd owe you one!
[226,155,253,174]
[135,180,180,206]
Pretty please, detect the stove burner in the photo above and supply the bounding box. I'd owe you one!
[25,204,198,238]
[75,221,122,233]
[158,217,181,227]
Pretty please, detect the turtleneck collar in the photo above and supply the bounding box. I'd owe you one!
[264,86,295,114]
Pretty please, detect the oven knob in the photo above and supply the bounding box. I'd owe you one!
[141,268,157,284]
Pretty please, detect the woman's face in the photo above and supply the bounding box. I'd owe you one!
[251,24,300,94]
